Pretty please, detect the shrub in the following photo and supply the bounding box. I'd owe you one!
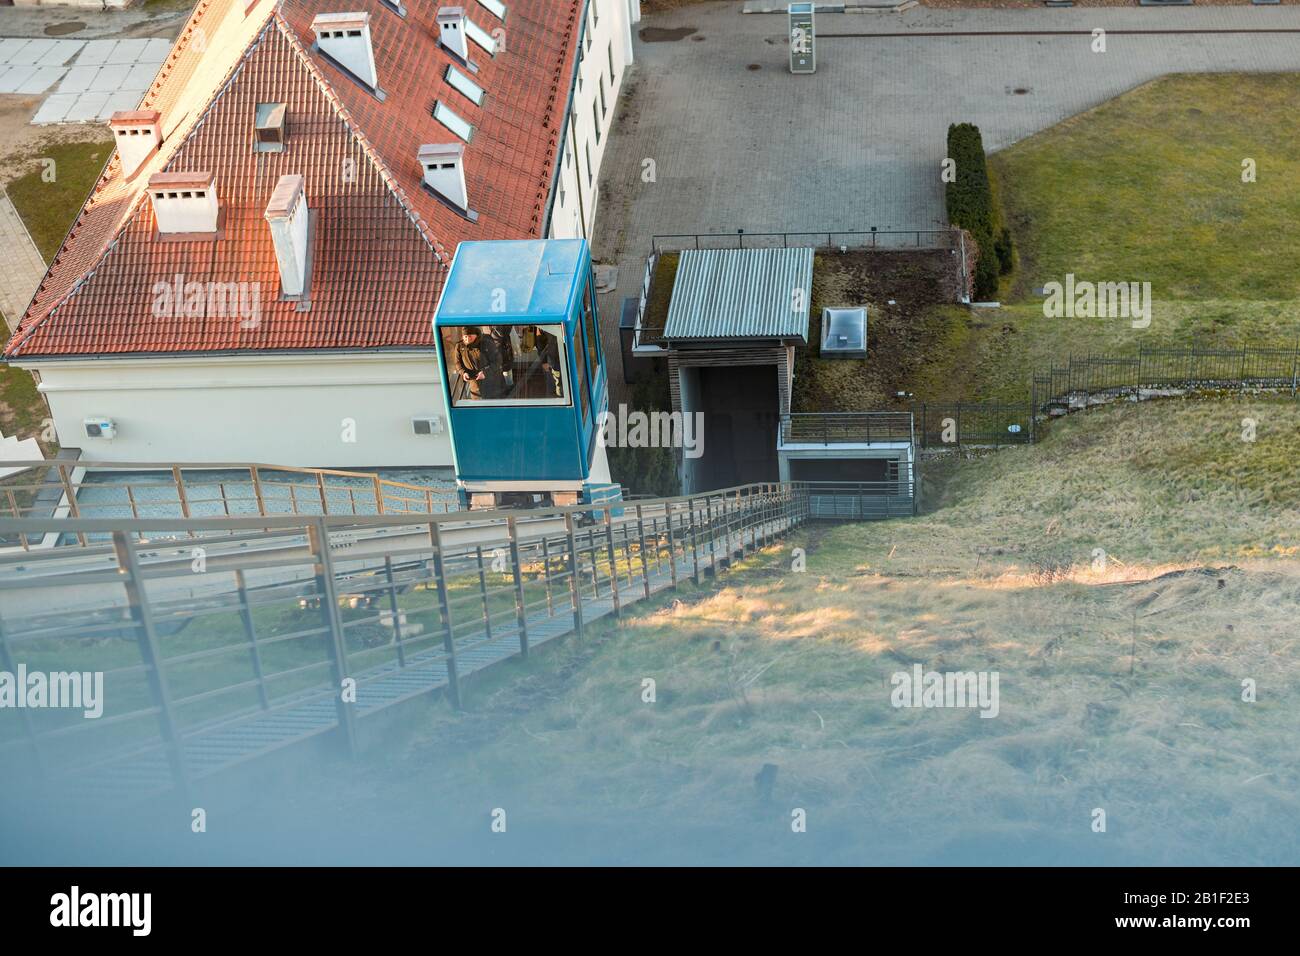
[995,227,1014,275]
[945,123,1012,299]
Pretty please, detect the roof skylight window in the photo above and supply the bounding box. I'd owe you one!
[445,65,484,106]
[464,17,497,55]
[433,101,474,141]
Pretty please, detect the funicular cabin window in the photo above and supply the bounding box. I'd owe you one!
[581,276,601,387]
[573,321,591,421]
[441,324,569,407]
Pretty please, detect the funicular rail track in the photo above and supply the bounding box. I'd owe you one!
[0,483,816,803]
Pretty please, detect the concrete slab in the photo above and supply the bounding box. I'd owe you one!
[57,64,99,94]
[101,90,146,117]
[97,94,143,120]
[0,65,39,94]
[15,65,67,95]
[37,40,84,67]
[143,37,173,61]
[105,38,149,66]
[91,63,132,89]
[124,62,161,89]
[74,40,118,67]
[0,39,32,64]
[61,91,112,124]
[8,38,56,67]
[31,92,79,125]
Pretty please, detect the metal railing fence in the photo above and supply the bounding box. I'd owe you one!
[0,460,459,551]
[0,482,815,801]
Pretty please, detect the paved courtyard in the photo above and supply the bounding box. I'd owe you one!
[593,2,1300,389]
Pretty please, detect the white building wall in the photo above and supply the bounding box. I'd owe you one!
[549,0,633,240]
[21,352,453,468]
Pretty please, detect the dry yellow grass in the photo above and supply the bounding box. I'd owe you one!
[303,399,1300,865]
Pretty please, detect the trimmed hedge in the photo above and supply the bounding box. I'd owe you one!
[946,123,1011,300]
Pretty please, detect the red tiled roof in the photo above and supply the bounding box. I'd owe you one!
[6,0,581,359]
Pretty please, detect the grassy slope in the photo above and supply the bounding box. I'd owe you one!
[254,401,1300,865]
[903,74,1300,405]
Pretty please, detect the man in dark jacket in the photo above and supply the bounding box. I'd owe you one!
[532,326,562,397]
[488,326,515,395]
[452,327,501,400]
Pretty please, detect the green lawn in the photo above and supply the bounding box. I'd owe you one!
[6,138,111,263]
[992,73,1300,303]
[901,74,1300,406]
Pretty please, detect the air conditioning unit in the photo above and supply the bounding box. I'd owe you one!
[412,415,443,436]
[84,418,117,439]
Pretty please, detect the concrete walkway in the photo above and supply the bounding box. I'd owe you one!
[592,3,1300,393]
[0,186,47,330]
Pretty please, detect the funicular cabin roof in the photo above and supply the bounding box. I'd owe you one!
[435,239,588,327]
[662,247,813,345]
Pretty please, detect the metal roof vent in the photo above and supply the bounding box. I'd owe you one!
[820,307,867,359]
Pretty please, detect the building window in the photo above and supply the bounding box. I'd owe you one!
[598,75,607,118]
[592,99,600,143]
[607,41,614,85]
[585,140,593,186]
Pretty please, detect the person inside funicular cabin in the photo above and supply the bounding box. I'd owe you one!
[531,325,562,397]
[488,326,515,395]
[452,326,503,400]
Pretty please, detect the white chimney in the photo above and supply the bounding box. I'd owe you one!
[264,174,311,296]
[437,7,469,61]
[147,171,219,235]
[418,142,468,212]
[108,109,162,179]
[311,12,379,90]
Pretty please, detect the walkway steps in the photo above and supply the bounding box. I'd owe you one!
[49,514,797,805]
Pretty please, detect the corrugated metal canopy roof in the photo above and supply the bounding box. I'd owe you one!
[663,247,813,342]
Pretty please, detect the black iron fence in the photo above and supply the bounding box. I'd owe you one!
[0,483,814,802]
[780,411,915,445]
[782,406,1032,449]
[913,403,1034,447]
[806,481,916,521]
[1032,345,1300,412]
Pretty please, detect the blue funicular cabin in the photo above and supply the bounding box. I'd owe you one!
[434,239,621,510]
